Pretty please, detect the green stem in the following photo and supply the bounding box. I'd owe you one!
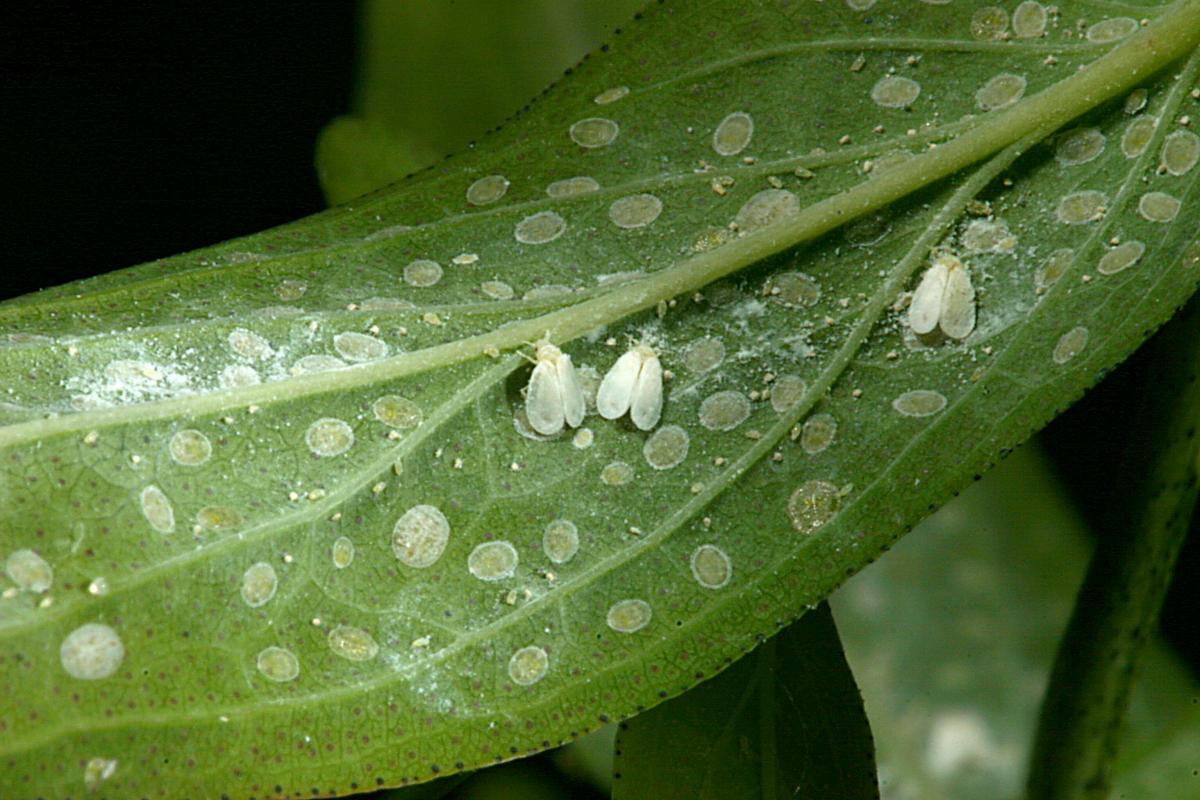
[1025,298,1200,800]
[2,0,1199,449]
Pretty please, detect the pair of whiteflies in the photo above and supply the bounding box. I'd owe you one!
[525,341,663,436]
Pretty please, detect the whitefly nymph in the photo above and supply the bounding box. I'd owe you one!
[525,339,585,436]
[909,252,976,340]
[596,344,664,431]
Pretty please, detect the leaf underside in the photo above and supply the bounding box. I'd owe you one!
[2,1,1199,798]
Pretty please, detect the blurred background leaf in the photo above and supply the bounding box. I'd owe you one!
[316,0,647,204]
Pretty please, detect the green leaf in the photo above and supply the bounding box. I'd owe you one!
[2,2,1200,798]
[316,0,648,204]
[611,602,877,800]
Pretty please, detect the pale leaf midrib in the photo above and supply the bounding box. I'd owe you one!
[0,114,980,325]
[0,133,1025,761]
[2,0,1200,777]
[5,9,1194,453]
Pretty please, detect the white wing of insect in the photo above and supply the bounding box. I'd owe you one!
[597,344,663,431]
[909,253,976,340]
[525,341,584,435]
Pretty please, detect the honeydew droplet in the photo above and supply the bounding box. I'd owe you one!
[1161,130,1200,176]
[508,645,549,686]
[690,545,732,589]
[542,520,580,565]
[970,6,1009,39]
[1097,241,1145,275]
[771,374,808,413]
[305,418,355,457]
[1086,17,1138,43]
[467,541,519,581]
[514,211,567,244]
[333,331,388,362]
[712,111,754,156]
[219,364,260,388]
[1012,1,1047,37]
[975,73,1026,111]
[1036,248,1074,291]
[787,480,842,533]
[601,461,635,487]
[1053,327,1089,364]
[140,485,175,534]
[1055,128,1106,166]
[195,506,243,531]
[83,757,118,791]
[1138,192,1181,223]
[168,429,211,466]
[274,279,307,301]
[5,549,53,593]
[766,272,821,306]
[392,504,450,568]
[892,389,947,417]
[735,189,799,234]
[227,328,272,360]
[465,174,510,206]
[327,625,379,661]
[569,117,619,148]
[606,599,652,633]
[699,390,751,431]
[609,193,663,229]
[800,413,838,455]
[292,354,346,374]
[961,219,1017,254]
[593,86,629,105]
[60,623,124,680]
[683,337,725,373]
[480,280,515,300]
[240,561,277,608]
[403,259,443,288]
[256,646,299,683]
[373,395,422,429]
[1055,191,1107,225]
[643,425,690,470]
[870,75,921,109]
[1121,116,1158,157]
[331,536,355,569]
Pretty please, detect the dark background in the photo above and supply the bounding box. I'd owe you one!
[3,1,1196,678]
[2,2,354,293]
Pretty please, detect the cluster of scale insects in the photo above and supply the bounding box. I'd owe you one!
[524,340,663,435]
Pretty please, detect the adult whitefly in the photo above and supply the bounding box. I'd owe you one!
[909,253,975,340]
[596,344,663,430]
[938,256,976,340]
[908,258,949,336]
[525,340,585,436]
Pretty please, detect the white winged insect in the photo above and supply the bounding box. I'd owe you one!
[524,339,585,436]
[909,252,976,340]
[596,344,664,431]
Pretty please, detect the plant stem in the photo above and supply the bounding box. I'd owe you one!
[1025,298,1200,800]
